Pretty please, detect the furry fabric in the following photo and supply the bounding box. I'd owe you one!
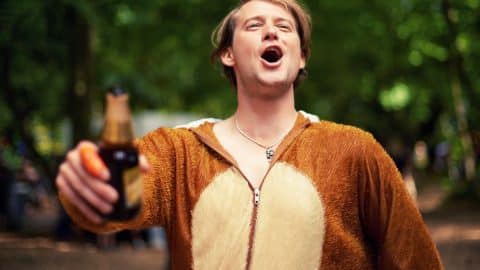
[191,168,252,270]
[250,162,324,270]
[59,112,443,269]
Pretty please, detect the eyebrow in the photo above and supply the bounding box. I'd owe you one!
[242,15,295,27]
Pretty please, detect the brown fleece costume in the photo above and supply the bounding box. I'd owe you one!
[60,112,443,269]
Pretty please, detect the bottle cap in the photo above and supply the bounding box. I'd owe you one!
[110,86,126,96]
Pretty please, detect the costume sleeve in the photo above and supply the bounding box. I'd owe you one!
[59,128,176,233]
[358,136,443,269]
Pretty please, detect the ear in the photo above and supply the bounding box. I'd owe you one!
[299,52,306,69]
[220,48,235,67]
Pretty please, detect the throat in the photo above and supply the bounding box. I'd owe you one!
[234,117,287,163]
[234,147,272,189]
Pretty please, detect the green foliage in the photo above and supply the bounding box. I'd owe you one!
[379,82,412,111]
[0,0,478,188]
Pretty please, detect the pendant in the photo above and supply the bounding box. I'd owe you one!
[266,148,275,161]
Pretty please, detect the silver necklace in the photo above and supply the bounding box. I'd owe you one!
[234,118,287,162]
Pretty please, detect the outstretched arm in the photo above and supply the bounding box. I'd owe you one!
[57,129,176,233]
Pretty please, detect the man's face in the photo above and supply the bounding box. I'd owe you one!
[221,0,305,96]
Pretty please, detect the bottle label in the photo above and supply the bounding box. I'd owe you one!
[123,166,142,208]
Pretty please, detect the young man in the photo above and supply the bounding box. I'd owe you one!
[56,0,443,269]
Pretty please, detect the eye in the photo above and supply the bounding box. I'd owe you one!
[247,22,262,30]
[277,24,292,31]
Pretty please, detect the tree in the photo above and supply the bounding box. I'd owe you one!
[0,0,478,195]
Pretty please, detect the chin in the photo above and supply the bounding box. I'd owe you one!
[257,74,294,88]
[254,80,293,99]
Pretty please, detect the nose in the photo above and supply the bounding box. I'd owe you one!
[263,25,278,41]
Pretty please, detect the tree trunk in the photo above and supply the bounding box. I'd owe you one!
[66,6,93,145]
[441,0,477,182]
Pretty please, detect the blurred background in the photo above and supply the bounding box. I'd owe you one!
[0,0,479,269]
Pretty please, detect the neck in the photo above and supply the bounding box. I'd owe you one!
[233,86,297,142]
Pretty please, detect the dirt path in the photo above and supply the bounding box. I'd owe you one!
[418,184,480,270]
[0,233,167,270]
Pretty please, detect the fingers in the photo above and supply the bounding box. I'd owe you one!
[67,149,117,203]
[56,174,103,224]
[139,155,150,173]
[59,162,114,214]
[56,141,118,224]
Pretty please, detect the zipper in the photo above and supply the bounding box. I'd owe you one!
[253,188,260,206]
[245,188,261,270]
[239,166,276,270]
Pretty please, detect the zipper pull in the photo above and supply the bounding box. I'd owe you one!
[254,188,260,206]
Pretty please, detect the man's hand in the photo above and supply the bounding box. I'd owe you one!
[56,141,149,224]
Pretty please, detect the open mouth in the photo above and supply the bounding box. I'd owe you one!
[261,46,283,63]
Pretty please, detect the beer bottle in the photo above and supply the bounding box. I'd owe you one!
[99,87,142,220]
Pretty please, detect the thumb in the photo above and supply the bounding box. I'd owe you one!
[79,142,109,180]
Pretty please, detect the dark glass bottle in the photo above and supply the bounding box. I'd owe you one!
[98,87,142,221]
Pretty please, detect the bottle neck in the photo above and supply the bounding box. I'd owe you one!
[101,92,135,146]
[101,121,135,146]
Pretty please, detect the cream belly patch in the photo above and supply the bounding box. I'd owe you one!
[191,163,325,270]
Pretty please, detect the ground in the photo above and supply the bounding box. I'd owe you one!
[0,182,479,269]
[419,184,480,269]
